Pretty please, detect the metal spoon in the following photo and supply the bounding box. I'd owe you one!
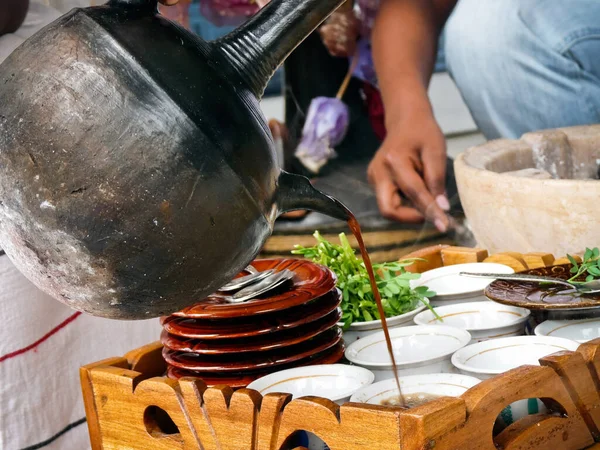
[226,269,295,303]
[459,272,600,294]
[218,269,275,292]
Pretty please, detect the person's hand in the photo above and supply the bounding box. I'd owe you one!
[367,111,450,232]
[318,8,359,58]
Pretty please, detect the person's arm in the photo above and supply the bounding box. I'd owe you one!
[367,0,457,231]
[0,0,29,37]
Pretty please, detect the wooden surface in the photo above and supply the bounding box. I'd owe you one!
[259,227,454,263]
[81,246,600,449]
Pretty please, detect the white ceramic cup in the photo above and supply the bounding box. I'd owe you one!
[349,373,481,406]
[247,364,375,450]
[451,335,579,426]
[414,301,530,343]
[340,301,428,346]
[246,364,375,405]
[410,263,514,307]
[535,318,600,343]
[345,325,471,381]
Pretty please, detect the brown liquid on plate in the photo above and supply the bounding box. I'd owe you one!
[347,214,405,407]
[381,392,441,408]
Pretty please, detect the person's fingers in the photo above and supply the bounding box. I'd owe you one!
[370,169,423,223]
[421,141,449,212]
[384,152,448,231]
[393,204,425,223]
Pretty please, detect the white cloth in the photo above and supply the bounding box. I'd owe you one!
[0,4,161,449]
[0,255,160,450]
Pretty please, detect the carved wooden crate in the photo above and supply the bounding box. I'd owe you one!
[81,338,600,450]
[80,246,598,449]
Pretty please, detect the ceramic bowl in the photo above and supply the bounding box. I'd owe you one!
[414,302,530,343]
[340,302,428,346]
[451,335,579,427]
[247,364,375,405]
[344,325,471,381]
[451,335,579,379]
[349,373,480,407]
[535,318,600,343]
[410,263,514,306]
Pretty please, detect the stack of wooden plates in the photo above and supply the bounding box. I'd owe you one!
[161,259,344,388]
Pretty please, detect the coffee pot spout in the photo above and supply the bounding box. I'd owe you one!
[275,171,350,222]
[216,0,347,98]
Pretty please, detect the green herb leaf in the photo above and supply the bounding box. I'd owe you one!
[567,247,600,283]
[292,231,436,328]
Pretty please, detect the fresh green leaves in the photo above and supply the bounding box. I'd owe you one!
[568,247,600,283]
[292,231,437,330]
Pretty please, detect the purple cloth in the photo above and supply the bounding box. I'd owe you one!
[351,38,378,87]
[355,0,379,37]
[294,97,350,173]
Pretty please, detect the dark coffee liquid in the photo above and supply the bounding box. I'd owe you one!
[381,392,441,408]
[347,214,404,407]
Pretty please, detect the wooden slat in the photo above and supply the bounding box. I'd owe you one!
[401,244,448,273]
[522,252,555,269]
[484,252,529,272]
[441,246,489,266]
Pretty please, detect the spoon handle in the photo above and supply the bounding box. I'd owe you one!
[459,272,574,288]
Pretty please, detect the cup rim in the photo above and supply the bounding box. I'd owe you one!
[345,325,472,368]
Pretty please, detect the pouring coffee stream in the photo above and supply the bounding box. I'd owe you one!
[347,214,406,408]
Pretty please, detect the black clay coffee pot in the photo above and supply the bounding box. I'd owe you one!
[0,0,349,319]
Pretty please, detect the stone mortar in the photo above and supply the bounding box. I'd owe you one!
[454,124,600,256]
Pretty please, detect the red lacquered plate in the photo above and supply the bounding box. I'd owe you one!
[162,327,342,372]
[173,259,336,319]
[161,307,342,354]
[165,341,346,387]
[162,288,341,340]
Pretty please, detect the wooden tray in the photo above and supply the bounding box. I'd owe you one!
[80,246,600,450]
[81,338,600,449]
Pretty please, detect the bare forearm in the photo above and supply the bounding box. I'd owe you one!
[372,0,456,127]
[0,0,29,37]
